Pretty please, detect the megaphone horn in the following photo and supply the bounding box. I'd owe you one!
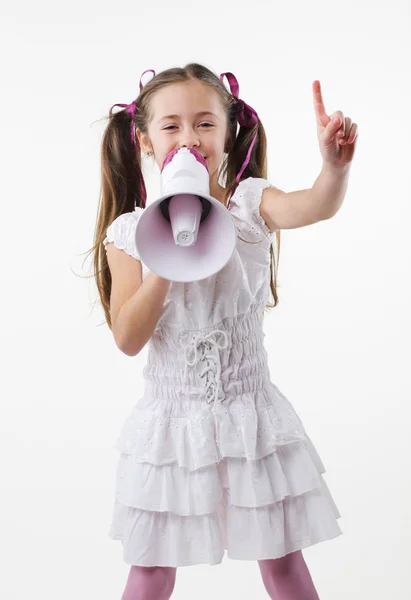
[135,148,236,283]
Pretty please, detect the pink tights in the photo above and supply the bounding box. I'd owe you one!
[121,551,319,600]
[258,550,320,599]
[121,566,177,600]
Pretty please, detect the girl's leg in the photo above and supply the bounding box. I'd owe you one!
[121,565,177,600]
[258,550,320,600]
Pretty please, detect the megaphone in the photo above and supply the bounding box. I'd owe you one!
[135,147,237,283]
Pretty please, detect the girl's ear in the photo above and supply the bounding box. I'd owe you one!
[136,128,153,154]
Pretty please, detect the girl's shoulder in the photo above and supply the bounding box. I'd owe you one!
[229,177,277,239]
[103,207,144,261]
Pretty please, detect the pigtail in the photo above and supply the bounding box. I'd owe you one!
[101,108,146,217]
[220,112,280,310]
[223,117,268,203]
[87,106,146,330]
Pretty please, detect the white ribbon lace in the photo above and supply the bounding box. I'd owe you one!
[182,329,229,408]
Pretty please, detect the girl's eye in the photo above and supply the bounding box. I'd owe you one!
[163,123,213,131]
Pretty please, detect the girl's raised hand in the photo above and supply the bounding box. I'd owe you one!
[312,80,358,169]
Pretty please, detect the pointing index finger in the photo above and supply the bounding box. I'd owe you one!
[313,80,328,125]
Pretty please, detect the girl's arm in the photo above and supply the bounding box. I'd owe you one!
[106,243,171,356]
[261,163,351,231]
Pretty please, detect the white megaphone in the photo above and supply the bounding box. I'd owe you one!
[135,147,237,283]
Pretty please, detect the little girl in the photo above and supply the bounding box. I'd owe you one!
[94,63,356,600]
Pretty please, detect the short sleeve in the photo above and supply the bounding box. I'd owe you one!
[103,207,144,261]
[229,177,277,242]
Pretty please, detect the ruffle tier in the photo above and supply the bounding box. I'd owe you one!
[113,383,314,470]
[109,478,341,567]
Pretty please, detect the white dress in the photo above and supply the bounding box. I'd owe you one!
[103,176,342,568]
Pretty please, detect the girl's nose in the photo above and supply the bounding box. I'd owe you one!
[179,132,200,149]
[179,140,200,149]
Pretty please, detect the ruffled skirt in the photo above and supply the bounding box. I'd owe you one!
[108,381,342,567]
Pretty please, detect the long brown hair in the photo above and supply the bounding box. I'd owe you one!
[88,63,281,329]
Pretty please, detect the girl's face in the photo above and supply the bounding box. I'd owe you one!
[136,79,229,201]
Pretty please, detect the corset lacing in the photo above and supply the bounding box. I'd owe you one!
[182,329,229,409]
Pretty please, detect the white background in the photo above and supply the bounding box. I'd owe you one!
[1,0,410,598]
